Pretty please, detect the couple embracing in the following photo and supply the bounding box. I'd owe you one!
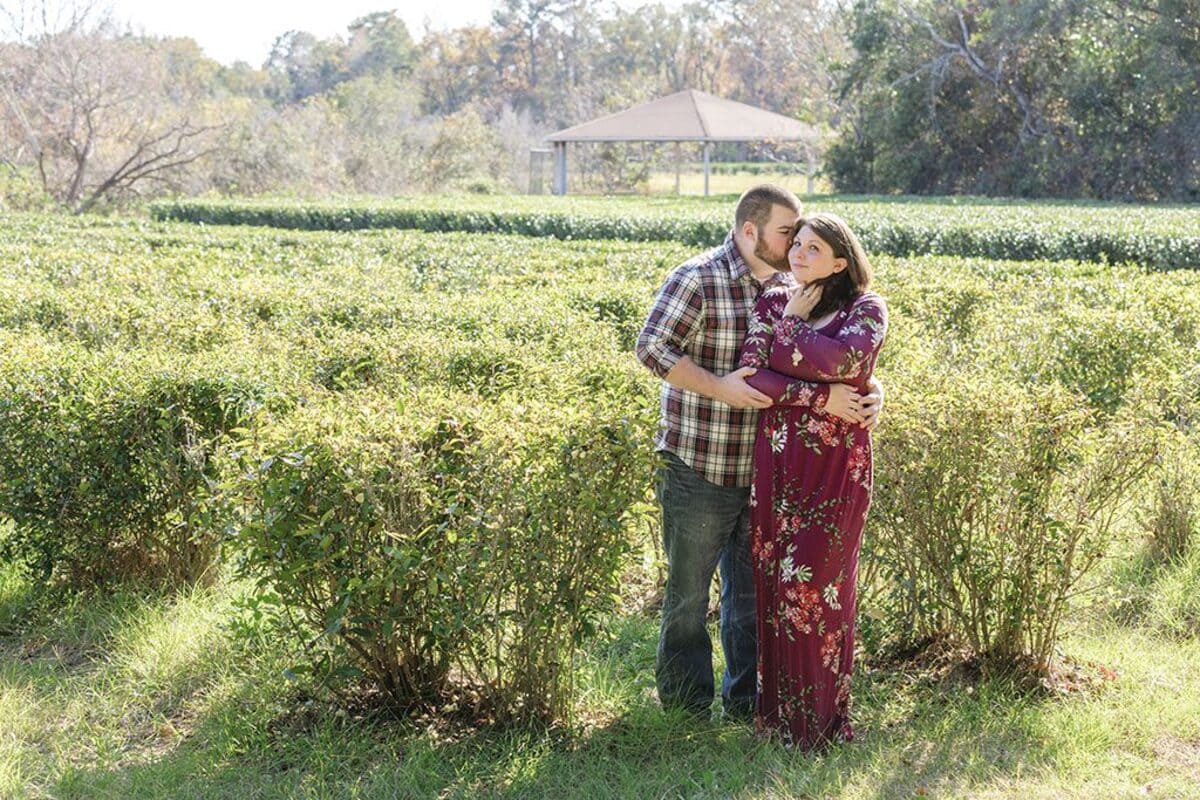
[635,184,887,750]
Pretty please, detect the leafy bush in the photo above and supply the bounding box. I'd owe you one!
[868,371,1159,673]
[227,389,656,721]
[1139,432,1200,563]
[0,167,54,212]
[0,345,261,591]
[6,210,1200,707]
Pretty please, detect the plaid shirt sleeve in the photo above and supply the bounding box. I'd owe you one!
[635,265,703,379]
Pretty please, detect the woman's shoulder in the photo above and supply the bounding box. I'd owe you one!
[851,290,887,311]
[847,290,887,323]
[762,284,792,302]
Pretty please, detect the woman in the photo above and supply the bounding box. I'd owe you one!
[737,212,886,749]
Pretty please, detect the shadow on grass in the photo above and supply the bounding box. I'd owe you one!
[11,598,1070,799]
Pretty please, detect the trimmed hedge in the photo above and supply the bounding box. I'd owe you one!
[227,387,657,721]
[149,197,1200,270]
[867,366,1161,671]
[0,341,268,590]
[5,212,1200,713]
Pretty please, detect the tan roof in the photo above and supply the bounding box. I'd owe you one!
[545,89,818,144]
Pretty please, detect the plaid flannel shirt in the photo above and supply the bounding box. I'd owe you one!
[636,232,792,487]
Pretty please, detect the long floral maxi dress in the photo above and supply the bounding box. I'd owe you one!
[737,287,887,749]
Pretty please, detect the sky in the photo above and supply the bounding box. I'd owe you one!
[28,0,687,67]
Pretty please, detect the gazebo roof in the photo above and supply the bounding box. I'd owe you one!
[545,89,818,144]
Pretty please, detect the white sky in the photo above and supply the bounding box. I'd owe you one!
[46,0,687,67]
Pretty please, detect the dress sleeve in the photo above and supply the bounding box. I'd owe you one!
[768,294,887,382]
[635,267,702,379]
[738,291,830,409]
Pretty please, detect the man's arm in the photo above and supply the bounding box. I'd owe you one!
[860,376,884,430]
[636,265,771,410]
[664,357,771,410]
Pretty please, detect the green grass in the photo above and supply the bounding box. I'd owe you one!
[1,557,1198,799]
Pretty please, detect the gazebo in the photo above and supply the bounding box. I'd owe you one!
[543,89,820,195]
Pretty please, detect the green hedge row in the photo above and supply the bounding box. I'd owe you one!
[149,199,1200,269]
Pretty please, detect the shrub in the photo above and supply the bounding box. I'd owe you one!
[0,347,261,592]
[867,371,1159,674]
[1138,432,1200,563]
[227,388,656,721]
[0,167,54,212]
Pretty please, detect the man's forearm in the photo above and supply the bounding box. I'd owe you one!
[664,356,725,402]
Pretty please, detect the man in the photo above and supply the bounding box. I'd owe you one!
[635,184,882,720]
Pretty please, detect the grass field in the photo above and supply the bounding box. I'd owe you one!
[2,559,1199,799]
[2,206,1199,798]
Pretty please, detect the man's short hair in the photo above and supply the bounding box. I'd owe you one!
[734,184,802,231]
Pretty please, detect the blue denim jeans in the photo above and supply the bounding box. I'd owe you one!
[655,451,756,717]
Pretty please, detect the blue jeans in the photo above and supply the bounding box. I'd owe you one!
[655,451,756,716]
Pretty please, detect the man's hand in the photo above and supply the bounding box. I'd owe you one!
[859,377,885,430]
[823,383,865,424]
[717,366,772,409]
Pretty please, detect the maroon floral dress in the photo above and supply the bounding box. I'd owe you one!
[737,287,887,749]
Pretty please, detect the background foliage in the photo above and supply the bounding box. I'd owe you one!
[4,0,1194,207]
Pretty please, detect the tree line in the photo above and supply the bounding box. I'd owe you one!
[0,0,1196,211]
[829,1,1200,200]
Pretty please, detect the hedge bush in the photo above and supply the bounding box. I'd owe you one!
[149,197,1200,270]
[868,369,1160,672]
[0,341,266,590]
[227,389,656,720]
[6,211,1200,710]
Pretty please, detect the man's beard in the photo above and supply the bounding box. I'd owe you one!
[754,231,790,271]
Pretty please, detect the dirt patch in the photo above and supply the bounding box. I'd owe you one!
[0,634,100,673]
[1152,735,1200,779]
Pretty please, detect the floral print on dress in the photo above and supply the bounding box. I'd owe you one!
[819,629,844,672]
[739,289,887,751]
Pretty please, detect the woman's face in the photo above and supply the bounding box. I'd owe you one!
[789,225,847,285]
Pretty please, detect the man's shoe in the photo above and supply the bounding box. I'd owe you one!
[720,701,755,724]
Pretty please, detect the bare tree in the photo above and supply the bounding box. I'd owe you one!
[0,1,223,211]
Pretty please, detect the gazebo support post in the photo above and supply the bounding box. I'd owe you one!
[674,142,681,195]
[803,142,817,194]
[703,141,711,196]
[553,142,567,195]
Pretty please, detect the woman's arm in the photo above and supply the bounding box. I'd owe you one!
[769,295,888,382]
[739,292,830,409]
